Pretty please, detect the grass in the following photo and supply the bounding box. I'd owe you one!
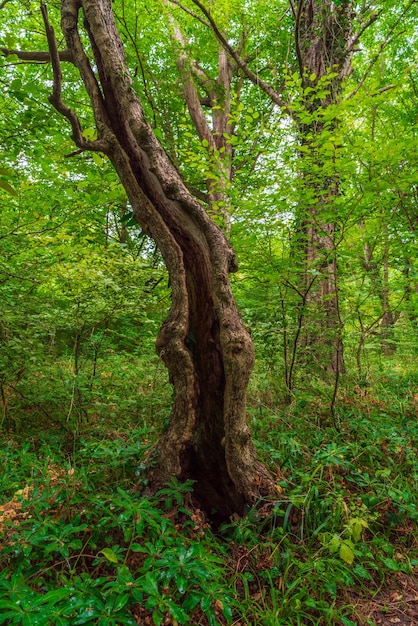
[0,370,417,625]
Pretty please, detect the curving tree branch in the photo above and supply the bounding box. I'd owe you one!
[40,3,109,153]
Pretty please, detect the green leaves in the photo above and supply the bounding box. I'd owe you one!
[339,540,355,565]
[346,517,369,543]
[100,548,119,563]
[0,177,17,195]
[0,166,17,195]
[0,458,234,626]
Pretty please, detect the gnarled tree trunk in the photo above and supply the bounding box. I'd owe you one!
[42,0,275,518]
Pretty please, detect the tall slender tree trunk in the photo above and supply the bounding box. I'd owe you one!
[42,0,275,518]
[362,223,397,356]
[403,257,418,329]
[294,0,353,376]
[380,225,395,355]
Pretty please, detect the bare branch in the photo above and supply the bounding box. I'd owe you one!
[0,47,73,63]
[40,2,109,153]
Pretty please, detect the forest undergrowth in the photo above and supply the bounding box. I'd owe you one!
[1,363,417,626]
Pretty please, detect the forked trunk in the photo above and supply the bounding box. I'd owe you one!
[43,0,275,518]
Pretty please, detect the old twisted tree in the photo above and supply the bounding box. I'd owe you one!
[38,0,275,518]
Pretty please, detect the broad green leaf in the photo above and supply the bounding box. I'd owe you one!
[152,609,163,626]
[182,592,200,612]
[100,548,119,563]
[353,564,373,581]
[0,179,17,196]
[82,127,97,140]
[166,600,189,624]
[112,594,129,613]
[351,520,366,543]
[141,572,159,596]
[381,557,401,572]
[200,596,211,611]
[328,534,341,554]
[92,152,104,167]
[42,588,72,605]
[339,542,355,565]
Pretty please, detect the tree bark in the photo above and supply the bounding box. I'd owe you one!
[167,10,234,232]
[185,0,414,380]
[42,0,275,518]
[294,0,352,376]
[380,224,395,355]
[362,224,396,356]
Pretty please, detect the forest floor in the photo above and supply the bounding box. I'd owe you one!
[346,569,418,625]
[1,372,417,625]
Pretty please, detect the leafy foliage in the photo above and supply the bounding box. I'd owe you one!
[0,0,417,624]
[1,382,417,624]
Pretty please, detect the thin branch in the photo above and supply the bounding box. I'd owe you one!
[64,149,84,158]
[169,0,210,28]
[347,0,416,99]
[0,47,72,63]
[0,271,40,284]
[115,13,159,127]
[370,84,396,96]
[346,8,385,54]
[165,0,216,98]
[189,0,290,112]
[347,31,406,99]
[165,7,214,146]
[7,382,70,432]
[40,2,109,153]
[293,0,305,83]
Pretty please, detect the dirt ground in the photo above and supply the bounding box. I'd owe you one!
[347,570,418,625]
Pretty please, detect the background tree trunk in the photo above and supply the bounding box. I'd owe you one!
[167,11,234,232]
[293,0,353,376]
[44,0,275,518]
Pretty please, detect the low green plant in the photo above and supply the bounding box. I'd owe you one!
[1,367,417,625]
[0,444,234,625]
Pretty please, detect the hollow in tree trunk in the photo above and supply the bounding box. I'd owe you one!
[41,0,276,518]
